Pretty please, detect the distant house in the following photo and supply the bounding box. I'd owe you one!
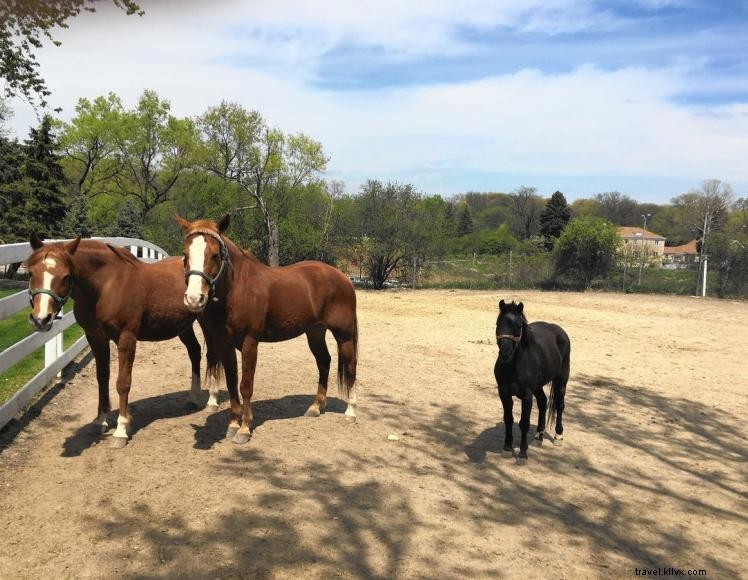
[663,240,700,269]
[617,227,666,263]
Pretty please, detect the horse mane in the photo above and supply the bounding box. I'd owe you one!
[105,243,141,265]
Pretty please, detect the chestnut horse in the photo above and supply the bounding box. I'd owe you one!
[176,215,359,444]
[26,234,233,447]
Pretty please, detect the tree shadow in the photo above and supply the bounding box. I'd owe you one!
[191,394,347,450]
[81,446,415,579]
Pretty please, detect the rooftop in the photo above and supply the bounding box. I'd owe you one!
[617,226,666,240]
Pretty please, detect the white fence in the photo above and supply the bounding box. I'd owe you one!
[0,237,169,431]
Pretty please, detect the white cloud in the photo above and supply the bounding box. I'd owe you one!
[5,1,748,199]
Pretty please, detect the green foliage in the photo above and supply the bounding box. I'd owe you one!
[0,116,66,240]
[457,204,474,236]
[111,199,144,238]
[479,224,518,255]
[553,216,620,289]
[62,192,91,237]
[0,1,142,108]
[539,190,571,249]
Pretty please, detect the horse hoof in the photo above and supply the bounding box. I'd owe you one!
[553,435,564,446]
[345,415,357,424]
[502,448,514,458]
[206,404,219,413]
[516,455,528,465]
[232,431,251,445]
[226,425,239,439]
[304,407,321,417]
[110,436,128,449]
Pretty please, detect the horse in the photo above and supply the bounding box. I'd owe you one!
[26,234,232,447]
[175,214,359,445]
[494,299,570,464]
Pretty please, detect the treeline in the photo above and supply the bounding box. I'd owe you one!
[1,89,746,295]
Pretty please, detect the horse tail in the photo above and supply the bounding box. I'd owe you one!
[546,382,558,434]
[337,311,358,400]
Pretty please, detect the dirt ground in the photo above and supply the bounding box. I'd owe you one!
[0,290,746,579]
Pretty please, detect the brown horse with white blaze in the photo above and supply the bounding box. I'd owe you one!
[176,214,359,444]
[26,234,233,447]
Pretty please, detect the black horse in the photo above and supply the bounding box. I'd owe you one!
[494,299,570,464]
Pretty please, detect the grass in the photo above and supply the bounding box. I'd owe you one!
[0,288,85,405]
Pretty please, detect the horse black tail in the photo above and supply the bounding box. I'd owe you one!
[337,313,358,400]
[546,382,558,435]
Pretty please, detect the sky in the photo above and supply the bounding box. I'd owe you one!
[5,0,748,203]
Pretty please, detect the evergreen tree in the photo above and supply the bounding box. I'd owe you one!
[457,204,474,236]
[111,199,144,239]
[63,192,91,237]
[0,116,67,240]
[539,190,572,250]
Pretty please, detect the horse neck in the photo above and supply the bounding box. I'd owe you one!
[71,245,128,300]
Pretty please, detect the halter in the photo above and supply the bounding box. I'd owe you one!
[184,229,230,302]
[28,284,72,319]
[496,328,523,343]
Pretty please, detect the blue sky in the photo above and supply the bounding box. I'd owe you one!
[5,0,748,203]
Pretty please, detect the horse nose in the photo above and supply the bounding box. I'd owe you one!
[184,292,207,311]
[29,313,53,331]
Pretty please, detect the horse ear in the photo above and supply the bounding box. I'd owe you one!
[66,236,82,255]
[517,302,524,313]
[175,214,191,232]
[217,213,231,234]
[499,299,506,312]
[29,232,45,250]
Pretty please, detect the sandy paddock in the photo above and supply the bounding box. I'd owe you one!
[0,289,746,578]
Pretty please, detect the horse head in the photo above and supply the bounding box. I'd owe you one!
[26,233,81,331]
[176,214,231,312]
[496,299,527,363]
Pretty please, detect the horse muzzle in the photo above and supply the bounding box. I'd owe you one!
[29,313,54,332]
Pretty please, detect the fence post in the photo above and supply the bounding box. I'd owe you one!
[44,307,64,378]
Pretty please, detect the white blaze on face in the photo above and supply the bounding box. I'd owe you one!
[185,235,207,304]
[34,257,57,319]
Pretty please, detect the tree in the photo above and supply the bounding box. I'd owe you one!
[62,191,91,237]
[199,101,328,266]
[672,179,734,294]
[0,133,25,241]
[457,204,474,236]
[0,1,142,109]
[349,180,421,289]
[539,190,571,250]
[553,217,620,289]
[594,191,640,225]
[111,198,143,238]
[59,93,125,198]
[111,90,198,223]
[509,185,542,239]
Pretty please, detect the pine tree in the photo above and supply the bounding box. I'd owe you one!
[457,204,474,237]
[111,199,144,239]
[539,190,571,250]
[0,116,67,240]
[63,192,91,237]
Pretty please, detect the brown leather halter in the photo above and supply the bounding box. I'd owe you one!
[496,328,522,343]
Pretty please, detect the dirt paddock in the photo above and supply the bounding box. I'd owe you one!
[1,290,746,578]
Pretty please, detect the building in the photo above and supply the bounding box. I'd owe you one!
[662,240,700,269]
[617,227,666,263]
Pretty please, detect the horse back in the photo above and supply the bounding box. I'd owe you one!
[528,321,570,382]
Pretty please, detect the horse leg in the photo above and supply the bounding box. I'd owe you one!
[204,345,222,412]
[88,334,111,434]
[111,332,137,449]
[534,386,548,444]
[517,392,533,464]
[305,326,331,417]
[222,344,240,439]
[233,336,257,445]
[499,388,514,457]
[178,327,203,409]
[331,328,358,423]
[552,375,568,446]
